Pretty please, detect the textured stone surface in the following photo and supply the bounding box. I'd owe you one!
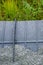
[0,44,43,65]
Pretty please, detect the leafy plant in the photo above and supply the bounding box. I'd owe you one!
[0,0,43,20]
[0,0,18,20]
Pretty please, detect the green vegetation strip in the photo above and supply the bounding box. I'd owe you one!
[0,0,43,20]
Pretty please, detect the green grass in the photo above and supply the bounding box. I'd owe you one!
[0,0,43,20]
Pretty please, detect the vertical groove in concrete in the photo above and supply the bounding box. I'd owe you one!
[35,21,39,53]
[24,21,27,47]
[2,21,6,48]
[13,20,17,62]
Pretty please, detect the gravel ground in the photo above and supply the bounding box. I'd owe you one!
[0,44,43,65]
